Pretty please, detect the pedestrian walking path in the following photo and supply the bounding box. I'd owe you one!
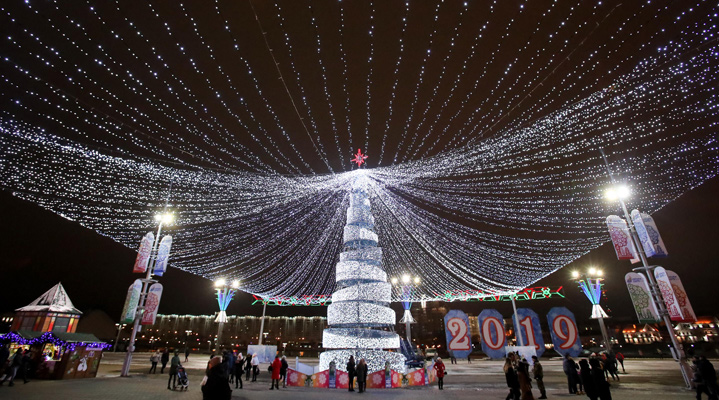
[0,354,696,400]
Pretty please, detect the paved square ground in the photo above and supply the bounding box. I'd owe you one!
[0,353,700,399]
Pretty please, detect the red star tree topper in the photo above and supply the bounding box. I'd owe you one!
[351,148,368,167]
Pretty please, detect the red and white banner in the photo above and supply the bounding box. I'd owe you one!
[153,235,172,276]
[120,279,142,324]
[654,267,683,321]
[606,216,639,262]
[141,283,163,325]
[133,232,154,273]
[665,270,697,322]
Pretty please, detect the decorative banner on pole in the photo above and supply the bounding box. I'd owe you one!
[625,273,661,323]
[120,279,142,324]
[141,283,163,325]
[654,267,684,321]
[514,308,545,357]
[444,310,472,359]
[546,307,582,358]
[665,270,697,323]
[132,232,154,273]
[477,309,507,359]
[606,216,639,262]
[153,235,172,276]
[631,210,668,258]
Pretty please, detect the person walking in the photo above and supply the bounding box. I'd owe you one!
[356,358,368,393]
[532,356,547,399]
[697,356,719,399]
[160,348,170,374]
[168,351,181,390]
[590,358,612,400]
[244,353,253,381]
[449,350,457,364]
[579,359,598,400]
[504,354,521,400]
[149,350,160,374]
[615,352,625,373]
[202,356,232,400]
[0,348,23,386]
[234,352,244,389]
[604,352,619,381]
[280,356,288,388]
[517,358,535,400]
[434,357,446,390]
[269,355,282,390]
[347,355,356,392]
[251,353,260,381]
[184,347,190,363]
[0,344,9,378]
[692,361,713,400]
[563,354,579,394]
[224,350,235,383]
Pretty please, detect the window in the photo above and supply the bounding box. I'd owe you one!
[53,317,71,333]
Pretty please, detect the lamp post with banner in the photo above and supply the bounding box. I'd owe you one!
[113,323,126,352]
[391,274,420,345]
[121,210,175,377]
[214,279,240,350]
[571,268,612,351]
[600,149,691,387]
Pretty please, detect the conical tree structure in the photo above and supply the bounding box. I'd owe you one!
[319,174,406,373]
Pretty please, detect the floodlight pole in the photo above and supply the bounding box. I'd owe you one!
[258,300,267,345]
[600,149,691,388]
[121,220,163,377]
[510,295,525,347]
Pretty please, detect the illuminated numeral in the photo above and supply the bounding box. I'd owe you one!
[519,316,539,350]
[447,318,471,350]
[552,315,578,350]
[481,317,505,350]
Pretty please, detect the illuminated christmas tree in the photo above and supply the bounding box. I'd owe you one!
[319,151,406,373]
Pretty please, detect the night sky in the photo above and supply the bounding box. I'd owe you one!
[0,0,718,326]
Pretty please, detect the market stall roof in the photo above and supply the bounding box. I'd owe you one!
[15,282,82,315]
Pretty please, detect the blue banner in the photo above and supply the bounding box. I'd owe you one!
[443,309,472,359]
[514,308,545,357]
[477,309,506,359]
[546,307,582,358]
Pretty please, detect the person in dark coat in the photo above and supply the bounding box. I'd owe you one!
[244,353,253,381]
[590,358,611,400]
[504,354,520,400]
[0,348,23,386]
[356,358,368,393]
[160,349,170,374]
[579,359,598,400]
[697,356,719,399]
[0,344,9,377]
[516,358,535,400]
[202,356,232,400]
[168,351,181,390]
[280,356,289,388]
[347,355,356,392]
[563,354,579,394]
[270,355,282,390]
[434,357,446,390]
[692,361,713,400]
[532,356,547,399]
[234,352,244,389]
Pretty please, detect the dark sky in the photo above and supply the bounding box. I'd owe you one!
[0,0,718,326]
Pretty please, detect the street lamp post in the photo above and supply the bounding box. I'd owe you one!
[258,299,268,346]
[184,330,192,354]
[113,323,126,352]
[121,211,175,377]
[214,278,240,351]
[391,274,420,346]
[601,149,691,387]
[571,268,612,351]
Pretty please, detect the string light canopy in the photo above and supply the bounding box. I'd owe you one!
[0,1,717,302]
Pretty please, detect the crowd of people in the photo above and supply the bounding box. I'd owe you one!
[197,349,288,399]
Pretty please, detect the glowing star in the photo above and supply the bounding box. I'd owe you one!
[351,149,368,167]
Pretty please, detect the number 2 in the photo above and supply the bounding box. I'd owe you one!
[447,318,471,350]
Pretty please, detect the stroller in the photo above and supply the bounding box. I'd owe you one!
[176,365,189,391]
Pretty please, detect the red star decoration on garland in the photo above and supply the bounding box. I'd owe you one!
[351,148,368,167]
